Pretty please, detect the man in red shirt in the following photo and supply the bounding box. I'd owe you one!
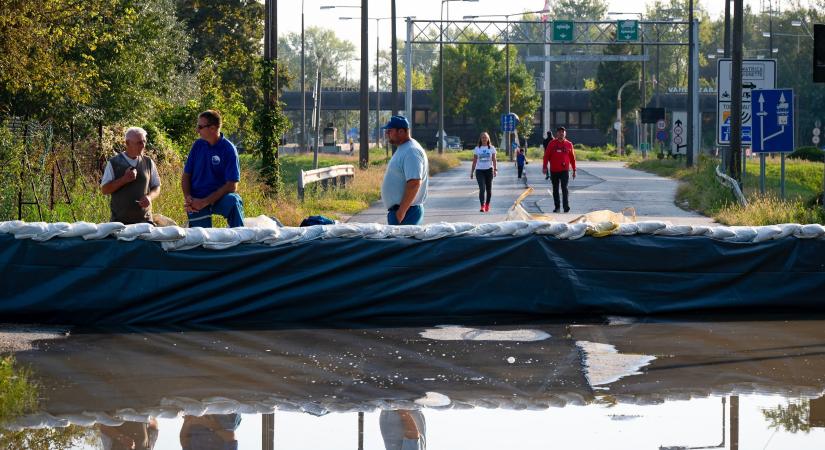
[542,126,577,213]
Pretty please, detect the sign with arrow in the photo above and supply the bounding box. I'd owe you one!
[553,21,574,42]
[615,20,639,42]
[716,58,776,145]
[671,111,687,155]
[751,89,794,153]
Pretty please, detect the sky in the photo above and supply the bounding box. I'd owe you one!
[275,0,768,75]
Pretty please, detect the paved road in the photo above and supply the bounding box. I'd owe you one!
[523,161,716,225]
[348,159,528,224]
[348,158,716,225]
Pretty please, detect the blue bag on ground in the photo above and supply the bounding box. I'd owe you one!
[300,215,336,227]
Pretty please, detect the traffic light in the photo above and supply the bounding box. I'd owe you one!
[815,24,825,83]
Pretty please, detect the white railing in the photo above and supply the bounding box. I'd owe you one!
[298,164,355,200]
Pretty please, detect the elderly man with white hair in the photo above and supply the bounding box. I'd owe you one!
[100,127,161,224]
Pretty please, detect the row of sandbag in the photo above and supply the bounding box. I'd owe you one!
[1,219,824,252]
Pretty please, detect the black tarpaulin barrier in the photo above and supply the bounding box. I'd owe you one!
[1,233,824,325]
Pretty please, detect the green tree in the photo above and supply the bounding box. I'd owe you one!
[176,0,264,106]
[590,39,641,134]
[431,37,541,144]
[277,26,357,91]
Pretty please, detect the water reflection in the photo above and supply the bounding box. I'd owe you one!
[1,317,825,448]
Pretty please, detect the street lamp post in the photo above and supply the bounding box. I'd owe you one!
[616,79,637,152]
[321,4,368,167]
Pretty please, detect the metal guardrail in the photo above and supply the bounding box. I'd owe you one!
[298,164,355,201]
[715,165,748,207]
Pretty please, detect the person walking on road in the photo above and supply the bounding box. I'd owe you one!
[470,132,497,212]
[381,116,429,225]
[516,147,526,179]
[542,126,576,213]
[541,130,554,180]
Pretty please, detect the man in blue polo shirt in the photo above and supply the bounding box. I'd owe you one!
[381,115,428,225]
[182,110,244,228]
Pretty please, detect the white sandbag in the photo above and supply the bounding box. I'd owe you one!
[614,223,640,235]
[243,214,281,229]
[113,408,152,423]
[557,223,588,240]
[532,221,569,236]
[753,225,783,243]
[0,220,24,234]
[60,221,98,237]
[13,222,67,241]
[635,221,669,234]
[796,224,825,239]
[200,228,245,250]
[161,227,209,251]
[705,226,737,240]
[145,226,187,241]
[83,222,126,240]
[774,223,802,239]
[115,223,154,241]
[653,225,694,236]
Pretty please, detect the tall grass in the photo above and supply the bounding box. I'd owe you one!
[7,147,461,227]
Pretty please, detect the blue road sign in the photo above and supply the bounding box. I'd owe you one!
[500,113,517,132]
[656,130,668,142]
[751,89,794,153]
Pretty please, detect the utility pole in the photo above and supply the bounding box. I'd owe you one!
[359,0,369,169]
[730,0,744,182]
[686,0,696,167]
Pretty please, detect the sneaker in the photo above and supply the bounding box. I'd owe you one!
[552,208,560,213]
[480,205,485,212]
[564,207,570,213]
[484,203,490,212]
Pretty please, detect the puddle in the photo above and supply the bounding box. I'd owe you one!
[3,318,825,448]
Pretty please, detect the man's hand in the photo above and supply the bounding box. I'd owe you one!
[121,167,137,183]
[572,170,577,179]
[493,168,497,177]
[190,198,210,212]
[395,209,405,223]
[470,172,474,179]
[137,196,151,209]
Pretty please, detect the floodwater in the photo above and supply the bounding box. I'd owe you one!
[4,316,825,449]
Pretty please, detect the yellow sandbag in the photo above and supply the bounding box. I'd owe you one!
[506,188,636,237]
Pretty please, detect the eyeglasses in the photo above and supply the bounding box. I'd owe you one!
[196,124,214,130]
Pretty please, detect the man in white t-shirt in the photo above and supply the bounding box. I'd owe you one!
[100,127,161,224]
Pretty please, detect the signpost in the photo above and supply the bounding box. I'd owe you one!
[751,88,794,198]
[751,89,794,153]
[716,59,777,146]
[552,21,574,42]
[500,113,517,132]
[671,111,687,155]
[616,20,639,42]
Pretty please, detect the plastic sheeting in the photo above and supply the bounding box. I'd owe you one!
[1,225,825,324]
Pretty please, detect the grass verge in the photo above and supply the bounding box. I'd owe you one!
[630,156,825,225]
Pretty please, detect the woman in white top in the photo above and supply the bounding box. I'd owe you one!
[470,131,497,212]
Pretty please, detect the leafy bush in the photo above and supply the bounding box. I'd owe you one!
[788,146,824,162]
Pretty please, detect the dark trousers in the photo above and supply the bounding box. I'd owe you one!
[475,168,493,205]
[550,170,570,210]
[517,164,524,178]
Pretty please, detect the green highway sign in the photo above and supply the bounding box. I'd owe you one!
[616,20,639,42]
[553,21,574,42]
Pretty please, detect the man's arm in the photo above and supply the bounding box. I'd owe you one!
[101,166,137,195]
[569,142,577,178]
[181,172,194,212]
[189,181,238,212]
[395,179,421,223]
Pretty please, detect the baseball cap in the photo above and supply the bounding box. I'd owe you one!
[381,115,410,130]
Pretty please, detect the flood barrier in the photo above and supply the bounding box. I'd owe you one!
[1,220,824,325]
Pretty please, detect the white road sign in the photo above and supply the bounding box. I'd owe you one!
[716,59,777,145]
[672,111,687,155]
